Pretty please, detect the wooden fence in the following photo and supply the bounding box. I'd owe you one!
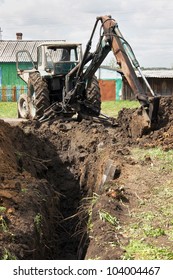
[0,86,27,102]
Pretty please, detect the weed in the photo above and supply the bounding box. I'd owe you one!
[99,210,120,228]
[0,216,8,232]
[1,248,17,260]
[34,213,42,234]
[86,193,99,232]
[0,206,6,213]
[21,188,28,193]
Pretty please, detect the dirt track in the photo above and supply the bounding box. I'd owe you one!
[0,96,173,260]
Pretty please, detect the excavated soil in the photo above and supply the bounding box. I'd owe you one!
[0,96,173,260]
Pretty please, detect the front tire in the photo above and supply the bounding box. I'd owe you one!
[17,94,29,119]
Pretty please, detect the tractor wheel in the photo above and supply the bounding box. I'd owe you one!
[85,75,101,116]
[17,94,29,119]
[27,72,50,119]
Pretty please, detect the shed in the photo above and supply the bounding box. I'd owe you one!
[122,69,173,100]
[0,37,62,101]
[95,65,122,101]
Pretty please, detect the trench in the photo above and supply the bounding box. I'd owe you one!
[46,159,90,260]
[26,145,90,259]
[1,119,114,260]
[11,121,104,260]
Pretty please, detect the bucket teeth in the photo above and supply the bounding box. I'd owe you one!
[148,96,160,123]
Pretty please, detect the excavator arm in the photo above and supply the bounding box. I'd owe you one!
[99,15,149,106]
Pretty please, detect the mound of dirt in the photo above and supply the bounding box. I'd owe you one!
[0,96,173,260]
[139,96,173,150]
[116,96,173,150]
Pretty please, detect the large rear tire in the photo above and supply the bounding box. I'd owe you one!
[85,75,101,116]
[27,72,50,119]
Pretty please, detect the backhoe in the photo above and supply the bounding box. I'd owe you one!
[16,15,160,135]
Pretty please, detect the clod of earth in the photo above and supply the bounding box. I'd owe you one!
[0,96,173,260]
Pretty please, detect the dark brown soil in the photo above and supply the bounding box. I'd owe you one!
[0,96,173,260]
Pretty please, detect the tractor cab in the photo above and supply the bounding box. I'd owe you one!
[16,42,82,82]
[37,42,82,75]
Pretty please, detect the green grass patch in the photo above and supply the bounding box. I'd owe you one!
[143,226,165,238]
[131,147,173,160]
[123,240,173,260]
[121,147,173,259]
[0,102,17,118]
[0,100,139,119]
[131,147,173,172]
[101,100,138,117]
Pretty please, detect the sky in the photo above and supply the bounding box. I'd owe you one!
[0,0,173,68]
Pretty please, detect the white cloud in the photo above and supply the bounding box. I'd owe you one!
[0,0,173,67]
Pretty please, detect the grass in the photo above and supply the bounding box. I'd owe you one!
[0,100,139,119]
[123,240,173,260]
[101,100,138,117]
[121,147,173,260]
[131,147,173,172]
[0,102,17,118]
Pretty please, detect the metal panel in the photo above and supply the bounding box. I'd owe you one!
[99,80,116,101]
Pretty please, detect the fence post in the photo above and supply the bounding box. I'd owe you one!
[12,86,17,101]
[2,86,7,101]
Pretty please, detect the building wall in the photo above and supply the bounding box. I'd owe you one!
[146,78,173,96]
[122,77,173,100]
[0,63,26,86]
[0,62,27,101]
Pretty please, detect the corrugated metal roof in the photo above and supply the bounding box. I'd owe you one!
[113,67,173,79]
[116,68,173,79]
[0,40,65,62]
[136,69,173,78]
